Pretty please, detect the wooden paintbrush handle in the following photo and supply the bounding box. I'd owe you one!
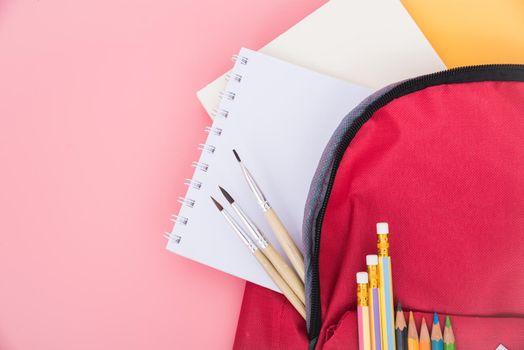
[263,244,305,304]
[264,208,305,282]
[253,250,306,320]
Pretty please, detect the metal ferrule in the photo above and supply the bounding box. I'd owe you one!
[357,283,369,307]
[377,234,390,257]
[367,264,379,289]
[240,164,270,211]
[231,202,269,249]
[220,209,258,253]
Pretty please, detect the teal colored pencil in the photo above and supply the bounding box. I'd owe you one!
[443,316,456,350]
[431,312,444,350]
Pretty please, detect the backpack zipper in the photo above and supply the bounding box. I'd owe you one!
[308,64,524,346]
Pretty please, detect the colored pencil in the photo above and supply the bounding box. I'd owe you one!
[419,317,431,350]
[408,311,419,350]
[377,222,396,350]
[357,272,372,350]
[431,312,444,350]
[443,316,455,350]
[366,255,382,350]
[395,302,407,350]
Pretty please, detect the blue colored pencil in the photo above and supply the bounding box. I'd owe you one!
[431,312,443,350]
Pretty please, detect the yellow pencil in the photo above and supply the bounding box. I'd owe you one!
[377,222,395,350]
[366,255,382,350]
[357,272,372,350]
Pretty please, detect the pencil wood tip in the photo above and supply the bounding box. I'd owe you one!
[219,186,235,204]
[210,196,223,211]
[232,149,241,162]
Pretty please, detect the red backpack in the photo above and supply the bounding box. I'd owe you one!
[232,65,524,349]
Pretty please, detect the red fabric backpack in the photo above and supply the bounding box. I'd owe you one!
[232,65,524,349]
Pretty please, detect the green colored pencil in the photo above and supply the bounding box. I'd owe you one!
[443,316,455,350]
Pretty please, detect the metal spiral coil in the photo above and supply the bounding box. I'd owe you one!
[164,232,182,244]
[204,126,222,136]
[198,143,216,154]
[169,53,247,248]
[231,73,242,82]
[219,91,236,101]
[211,108,229,119]
[184,179,202,190]
[171,214,189,225]
[225,72,242,83]
[177,196,195,208]
[232,54,249,65]
[191,161,209,172]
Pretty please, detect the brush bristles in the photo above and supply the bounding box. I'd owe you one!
[232,149,241,162]
[219,186,235,204]
[210,196,223,211]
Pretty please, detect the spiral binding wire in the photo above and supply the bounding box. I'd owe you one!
[232,54,249,65]
[232,73,242,82]
[198,143,216,154]
[211,108,229,119]
[205,126,222,136]
[177,196,195,208]
[191,161,209,172]
[164,232,182,243]
[184,179,202,190]
[219,91,236,101]
[171,214,188,225]
[225,72,242,83]
[167,53,249,244]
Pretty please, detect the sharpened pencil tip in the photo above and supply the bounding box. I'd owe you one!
[433,312,439,325]
[397,301,402,311]
[232,149,241,162]
[445,315,451,327]
[409,311,414,321]
[219,186,235,204]
[210,196,223,211]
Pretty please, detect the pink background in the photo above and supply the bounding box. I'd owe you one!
[0,0,326,349]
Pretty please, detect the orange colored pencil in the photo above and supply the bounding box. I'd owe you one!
[419,317,430,350]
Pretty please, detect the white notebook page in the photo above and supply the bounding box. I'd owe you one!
[168,48,372,291]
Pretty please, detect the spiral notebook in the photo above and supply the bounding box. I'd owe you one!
[167,48,372,291]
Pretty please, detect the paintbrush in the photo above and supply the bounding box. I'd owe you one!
[219,186,305,304]
[210,196,306,319]
[232,149,305,282]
